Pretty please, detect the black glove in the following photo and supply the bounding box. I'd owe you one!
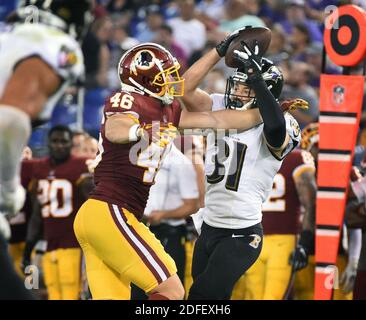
[233,40,263,82]
[289,245,309,271]
[215,26,252,57]
[289,230,314,271]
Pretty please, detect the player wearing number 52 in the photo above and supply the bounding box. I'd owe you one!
[22,125,94,300]
[181,34,302,299]
[73,41,291,301]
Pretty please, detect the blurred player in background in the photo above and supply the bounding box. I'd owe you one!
[0,0,88,219]
[8,147,35,277]
[176,136,206,296]
[353,230,366,299]
[0,0,91,299]
[232,147,316,300]
[81,136,98,159]
[71,131,89,158]
[347,159,366,299]
[22,125,93,300]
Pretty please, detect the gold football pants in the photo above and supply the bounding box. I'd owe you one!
[74,199,177,300]
[42,247,82,300]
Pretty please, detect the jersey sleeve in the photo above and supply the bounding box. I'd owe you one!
[292,150,316,180]
[103,91,142,124]
[279,113,301,160]
[12,24,84,84]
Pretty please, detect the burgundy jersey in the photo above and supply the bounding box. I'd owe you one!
[32,156,90,251]
[9,160,36,244]
[262,149,315,235]
[90,91,182,220]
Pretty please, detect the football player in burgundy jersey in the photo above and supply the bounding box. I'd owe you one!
[22,125,93,300]
[73,36,299,300]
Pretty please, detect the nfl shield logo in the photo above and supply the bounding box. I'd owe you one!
[333,85,345,105]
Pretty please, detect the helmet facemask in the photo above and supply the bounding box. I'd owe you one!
[152,60,184,104]
[224,71,256,110]
[224,59,284,110]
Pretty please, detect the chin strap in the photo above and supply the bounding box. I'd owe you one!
[228,98,254,110]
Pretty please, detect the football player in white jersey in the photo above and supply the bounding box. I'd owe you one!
[0,0,88,218]
[182,33,302,299]
[0,0,91,299]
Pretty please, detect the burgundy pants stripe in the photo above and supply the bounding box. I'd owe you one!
[108,204,163,283]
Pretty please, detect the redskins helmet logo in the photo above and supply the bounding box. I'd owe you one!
[130,49,156,75]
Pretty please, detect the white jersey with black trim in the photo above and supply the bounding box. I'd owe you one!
[200,93,301,229]
[0,23,84,120]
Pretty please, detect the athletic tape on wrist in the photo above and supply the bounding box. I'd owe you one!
[129,124,141,142]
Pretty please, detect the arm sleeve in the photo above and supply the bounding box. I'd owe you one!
[250,79,286,148]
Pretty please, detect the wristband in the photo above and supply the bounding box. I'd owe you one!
[129,124,141,142]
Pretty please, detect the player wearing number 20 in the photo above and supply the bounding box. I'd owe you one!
[22,125,93,300]
[182,34,302,299]
[73,42,271,300]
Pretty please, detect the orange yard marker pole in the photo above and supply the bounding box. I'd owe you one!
[316,4,366,299]
[316,74,364,299]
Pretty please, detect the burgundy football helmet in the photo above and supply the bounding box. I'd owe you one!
[118,43,184,104]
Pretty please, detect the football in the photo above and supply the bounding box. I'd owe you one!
[225,27,272,68]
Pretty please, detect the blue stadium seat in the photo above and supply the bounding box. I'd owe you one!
[28,123,51,158]
[83,88,112,138]
[51,102,78,127]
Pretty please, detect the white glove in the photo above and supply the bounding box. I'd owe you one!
[0,213,11,240]
[191,210,204,236]
[0,183,26,218]
[340,259,358,293]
